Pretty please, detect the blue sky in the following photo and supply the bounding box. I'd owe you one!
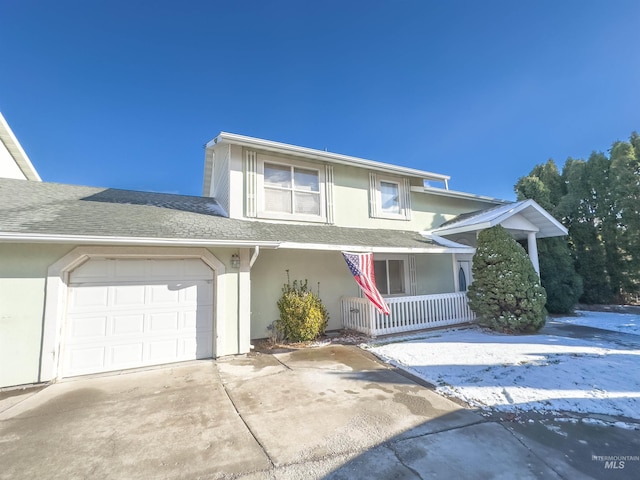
[1,1,638,200]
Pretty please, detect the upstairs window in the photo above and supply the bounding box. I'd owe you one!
[264,163,320,216]
[253,153,330,222]
[380,181,400,214]
[370,173,411,220]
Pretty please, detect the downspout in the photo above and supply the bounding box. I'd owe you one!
[249,246,260,268]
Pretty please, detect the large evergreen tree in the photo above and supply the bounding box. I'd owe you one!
[468,226,547,333]
[516,132,640,305]
[515,159,583,313]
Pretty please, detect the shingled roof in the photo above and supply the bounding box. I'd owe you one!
[0,178,471,253]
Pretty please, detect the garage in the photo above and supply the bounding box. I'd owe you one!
[62,258,214,377]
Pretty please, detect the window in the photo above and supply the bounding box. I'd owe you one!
[264,163,320,215]
[370,173,411,220]
[380,181,400,214]
[374,259,406,295]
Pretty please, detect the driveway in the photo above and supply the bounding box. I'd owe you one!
[0,345,609,479]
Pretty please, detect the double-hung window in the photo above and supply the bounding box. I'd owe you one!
[264,163,320,216]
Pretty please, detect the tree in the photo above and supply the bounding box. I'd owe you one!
[515,159,582,313]
[468,226,547,333]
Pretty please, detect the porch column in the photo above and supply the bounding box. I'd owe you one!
[527,232,540,276]
[238,248,252,354]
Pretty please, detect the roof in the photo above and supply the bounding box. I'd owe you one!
[430,199,568,239]
[0,178,472,253]
[0,113,41,181]
[208,132,450,182]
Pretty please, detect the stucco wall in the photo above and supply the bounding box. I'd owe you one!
[0,244,75,387]
[249,249,359,339]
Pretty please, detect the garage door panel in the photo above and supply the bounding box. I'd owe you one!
[70,286,109,309]
[110,343,145,367]
[64,258,215,378]
[148,284,181,304]
[112,285,146,307]
[148,339,179,361]
[112,314,144,335]
[68,315,108,338]
[149,312,180,332]
[68,346,106,373]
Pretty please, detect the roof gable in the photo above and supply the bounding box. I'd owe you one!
[0,113,41,181]
[430,199,568,239]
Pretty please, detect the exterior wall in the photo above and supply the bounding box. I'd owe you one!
[0,243,243,388]
[210,144,231,215]
[249,249,360,339]
[219,144,500,231]
[0,141,27,180]
[414,254,456,295]
[0,244,76,387]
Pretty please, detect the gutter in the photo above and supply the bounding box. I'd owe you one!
[208,132,450,183]
[0,232,281,248]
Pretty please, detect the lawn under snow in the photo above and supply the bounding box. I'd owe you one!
[366,313,640,419]
[554,309,640,335]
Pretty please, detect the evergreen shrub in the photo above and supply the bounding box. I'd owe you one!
[468,226,547,333]
[276,274,329,342]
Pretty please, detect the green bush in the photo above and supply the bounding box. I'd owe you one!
[468,226,547,333]
[276,276,329,342]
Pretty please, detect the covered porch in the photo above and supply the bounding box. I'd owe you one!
[340,199,568,337]
[342,292,475,337]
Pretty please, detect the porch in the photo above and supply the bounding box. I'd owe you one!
[341,292,476,337]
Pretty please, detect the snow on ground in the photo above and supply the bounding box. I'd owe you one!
[365,325,640,419]
[554,310,640,335]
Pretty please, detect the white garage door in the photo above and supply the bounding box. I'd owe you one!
[63,258,214,377]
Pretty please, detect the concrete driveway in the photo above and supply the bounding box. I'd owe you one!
[0,345,597,479]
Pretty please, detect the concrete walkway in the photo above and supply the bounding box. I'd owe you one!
[0,345,628,479]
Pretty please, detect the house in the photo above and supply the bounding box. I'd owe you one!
[0,128,567,389]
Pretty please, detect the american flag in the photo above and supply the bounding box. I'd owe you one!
[342,252,390,315]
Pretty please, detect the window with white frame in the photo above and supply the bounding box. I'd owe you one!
[264,163,321,215]
[254,153,330,222]
[374,258,407,295]
[370,173,411,220]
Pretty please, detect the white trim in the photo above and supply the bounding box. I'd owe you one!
[325,165,335,224]
[40,246,227,383]
[370,173,411,221]
[408,254,417,295]
[373,254,411,296]
[277,241,474,254]
[208,132,450,183]
[411,186,508,204]
[245,149,258,218]
[0,112,41,181]
[256,153,327,222]
[0,232,280,248]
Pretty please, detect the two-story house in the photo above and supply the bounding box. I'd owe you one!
[202,132,566,340]
[0,129,566,389]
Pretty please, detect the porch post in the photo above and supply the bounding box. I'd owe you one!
[527,232,540,276]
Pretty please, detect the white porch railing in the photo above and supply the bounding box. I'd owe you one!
[341,292,476,337]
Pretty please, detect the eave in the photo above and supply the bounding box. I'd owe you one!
[208,132,450,183]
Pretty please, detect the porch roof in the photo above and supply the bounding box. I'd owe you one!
[0,178,473,253]
[429,199,567,240]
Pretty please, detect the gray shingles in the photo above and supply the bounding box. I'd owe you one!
[0,178,443,250]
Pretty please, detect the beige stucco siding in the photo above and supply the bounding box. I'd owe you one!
[0,244,75,387]
[249,249,359,339]
[414,254,456,295]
